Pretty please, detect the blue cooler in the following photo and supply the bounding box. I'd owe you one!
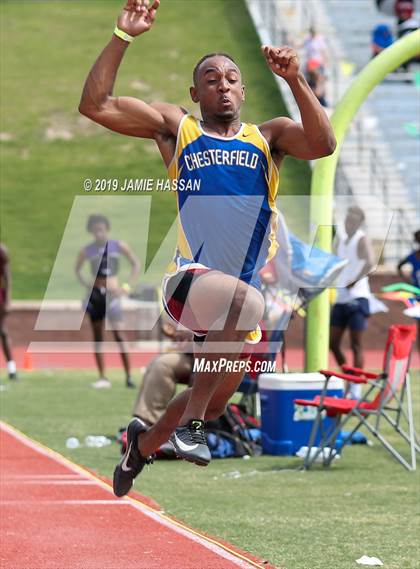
[258,373,344,455]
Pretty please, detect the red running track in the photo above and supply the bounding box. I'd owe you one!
[0,422,275,569]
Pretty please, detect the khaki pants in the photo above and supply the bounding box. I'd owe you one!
[132,352,193,425]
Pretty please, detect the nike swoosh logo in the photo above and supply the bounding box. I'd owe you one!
[121,442,132,472]
[174,434,198,452]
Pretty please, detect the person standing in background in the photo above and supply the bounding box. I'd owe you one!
[302,27,329,106]
[371,24,394,58]
[75,215,141,389]
[397,229,420,351]
[0,243,17,380]
[330,207,374,399]
[395,0,418,37]
[397,229,420,289]
[305,58,328,107]
[303,27,328,71]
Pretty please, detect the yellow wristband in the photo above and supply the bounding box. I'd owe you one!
[114,26,134,43]
[122,282,131,294]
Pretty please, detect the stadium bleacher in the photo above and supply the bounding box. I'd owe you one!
[246,0,419,266]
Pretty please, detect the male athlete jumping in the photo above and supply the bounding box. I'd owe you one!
[79,0,336,497]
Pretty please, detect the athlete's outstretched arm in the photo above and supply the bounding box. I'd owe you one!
[259,45,336,160]
[78,0,183,140]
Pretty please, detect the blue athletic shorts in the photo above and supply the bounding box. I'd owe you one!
[331,298,370,331]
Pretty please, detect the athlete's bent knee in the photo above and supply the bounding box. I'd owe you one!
[230,284,264,329]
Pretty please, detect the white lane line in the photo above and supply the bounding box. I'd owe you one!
[3,474,89,480]
[1,500,128,506]
[14,480,96,485]
[0,422,262,569]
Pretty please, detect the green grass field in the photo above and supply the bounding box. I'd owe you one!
[1,0,311,299]
[1,370,419,569]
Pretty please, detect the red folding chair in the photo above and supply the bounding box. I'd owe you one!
[294,325,419,470]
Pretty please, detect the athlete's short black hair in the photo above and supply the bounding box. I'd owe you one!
[193,52,238,85]
[87,214,110,232]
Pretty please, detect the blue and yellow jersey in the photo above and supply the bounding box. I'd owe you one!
[167,114,279,288]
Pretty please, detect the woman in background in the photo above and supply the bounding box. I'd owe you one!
[0,243,17,380]
[75,215,140,389]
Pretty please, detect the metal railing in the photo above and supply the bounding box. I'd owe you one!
[393,208,416,262]
[335,161,354,197]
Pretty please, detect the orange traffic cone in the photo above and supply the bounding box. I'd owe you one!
[23,351,34,372]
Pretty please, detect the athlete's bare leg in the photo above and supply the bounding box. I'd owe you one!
[91,319,106,378]
[349,328,365,369]
[178,334,248,425]
[330,325,346,367]
[138,358,249,457]
[137,270,263,457]
[112,324,131,379]
[0,309,13,363]
[177,271,263,423]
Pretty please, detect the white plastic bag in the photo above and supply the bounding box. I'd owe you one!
[296,446,340,463]
[356,555,383,566]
